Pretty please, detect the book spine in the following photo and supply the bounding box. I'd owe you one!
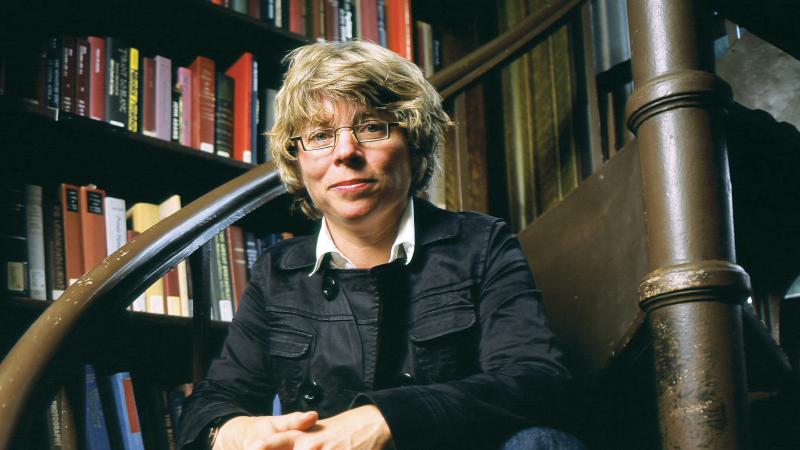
[127,47,139,132]
[359,0,378,43]
[46,36,61,109]
[108,373,145,450]
[170,76,182,142]
[88,36,106,121]
[79,186,108,273]
[25,185,47,300]
[154,56,172,141]
[226,225,247,312]
[376,0,386,47]
[1,185,29,298]
[105,38,128,128]
[190,56,215,153]
[248,0,262,19]
[60,35,76,113]
[47,195,67,299]
[141,57,156,136]
[60,183,84,286]
[214,72,234,157]
[386,0,412,60]
[289,0,304,34]
[104,197,127,255]
[224,52,253,163]
[214,231,234,321]
[75,38,90,116]
[250,60,258,164]
[126,230,146,312]
[244,231,259,276]
[83,365,113,450]
[177,67,192,146]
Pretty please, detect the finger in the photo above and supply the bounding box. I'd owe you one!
[270,411,319,432]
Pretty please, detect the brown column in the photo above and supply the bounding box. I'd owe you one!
[625,1,751,449]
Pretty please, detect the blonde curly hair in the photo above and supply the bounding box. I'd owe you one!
[269,40,450,219]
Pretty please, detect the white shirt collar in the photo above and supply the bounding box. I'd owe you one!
[309,199,416,276]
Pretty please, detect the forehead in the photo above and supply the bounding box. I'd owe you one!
[301,98,387,128]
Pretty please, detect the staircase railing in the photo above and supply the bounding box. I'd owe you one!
[0,0,585,447]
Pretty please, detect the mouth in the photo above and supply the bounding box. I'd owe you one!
[330,179,375,190]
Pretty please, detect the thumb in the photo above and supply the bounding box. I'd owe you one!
[270,411,318,432]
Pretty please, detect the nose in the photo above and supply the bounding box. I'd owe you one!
[332,127,360,162]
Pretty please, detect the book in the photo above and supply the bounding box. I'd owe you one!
[244,231,259,275]
[105,37,129,128]
[45,385,79,450]
[256,87,278,163]
[210,231,234,321]
[174,67,192,146]
[141,57,156,137]
[289,0,304,34]
[224,52,254,163]
[126,203,164,314]
[158,195,189,317]
[45,36,61,109]
[75,38,90,117]
[88,36,106,121]
[324,0,339,41]
[155,56,172,141]
[340,0,355,41]
[106,372,145,450]
[1,184,28,298]
[80,185,108,274]
[25,185,47,300]
[60,35,76,113]
[359,0,378,43]
[214,72,234,158]
[415,20,434,77]
[83,365,113,450]
[45,188,66,300]
[190,56,216,153]
[104,196,127,257]
[376,0,387,47]
[60,183,84,287]
[126,229,146,312]
[226,225,248,312]
[387,0,412,60]
[127,47,140,132]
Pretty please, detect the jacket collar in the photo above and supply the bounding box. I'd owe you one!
[278,197,459,271]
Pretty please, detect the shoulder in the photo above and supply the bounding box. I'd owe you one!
[413,197,506,245]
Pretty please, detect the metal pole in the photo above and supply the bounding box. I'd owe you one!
[625,1,751,448]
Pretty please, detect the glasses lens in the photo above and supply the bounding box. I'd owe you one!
[354,121,388,142]
[303,128,335,150]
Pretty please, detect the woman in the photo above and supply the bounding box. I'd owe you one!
[178,40,581,450]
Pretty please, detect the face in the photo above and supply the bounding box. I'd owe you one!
[297,101,412,230]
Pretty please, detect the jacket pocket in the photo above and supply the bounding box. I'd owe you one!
[267,327,313,407]
[409,300,478,383]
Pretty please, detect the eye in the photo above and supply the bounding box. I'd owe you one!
[307,129,334,143]
[357,121,385,134]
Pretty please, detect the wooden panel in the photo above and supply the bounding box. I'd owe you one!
[518,139,647,382]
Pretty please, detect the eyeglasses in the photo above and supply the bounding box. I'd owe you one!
[290,121,404,152]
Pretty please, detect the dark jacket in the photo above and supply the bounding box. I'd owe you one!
[178,198,571,450]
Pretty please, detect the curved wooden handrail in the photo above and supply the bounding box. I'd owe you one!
[0,0,584,446]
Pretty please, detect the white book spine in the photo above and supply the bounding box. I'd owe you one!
[25,185,47,300]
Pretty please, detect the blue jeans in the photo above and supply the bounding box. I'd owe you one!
[500,427,587,450]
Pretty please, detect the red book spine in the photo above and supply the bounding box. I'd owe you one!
[190,56,216,153]
[224,52,253,164]
[79,185,108,273]
[60,35,76,113]
[141,57,156,136]
[88,36,106,121]
[387,0,412,60]
[60,183,84,286]
[359,0,379,43]
[325,0,340,41]
[75,38,90,116]
[248,0,261,19]
[290,0,304,34]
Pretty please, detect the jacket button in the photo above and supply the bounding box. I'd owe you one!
[322,277,338,301]
[302,380,322,403]
[398,372,416,386]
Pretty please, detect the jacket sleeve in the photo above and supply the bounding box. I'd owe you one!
[176,258,276,449]
[353,218,572,450]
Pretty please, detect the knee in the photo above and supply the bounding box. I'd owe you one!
[500,427,587,450]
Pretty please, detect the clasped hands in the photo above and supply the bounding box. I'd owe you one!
[212,405,394,450]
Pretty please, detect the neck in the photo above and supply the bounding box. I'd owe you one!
[326,199,407,268]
